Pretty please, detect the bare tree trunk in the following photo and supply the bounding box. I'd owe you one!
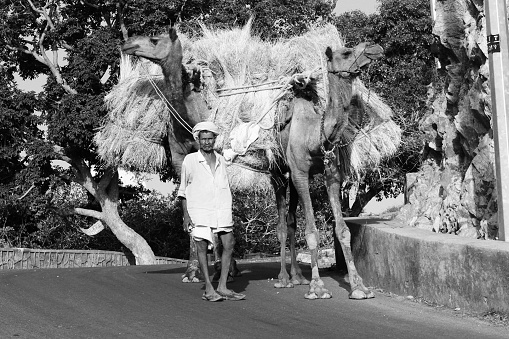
[66,155,156,265]
[100,180,156,265]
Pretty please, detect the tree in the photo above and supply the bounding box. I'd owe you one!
[178,0,337,40]
[1,0,160,263]
[334,0,436,215]
[0,63,49,247]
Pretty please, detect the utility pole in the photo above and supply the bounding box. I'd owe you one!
[486,0,509,241]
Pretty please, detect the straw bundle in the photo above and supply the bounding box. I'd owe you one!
[182,21,345,159]
[337,78,401,177]
[94,54,170,172]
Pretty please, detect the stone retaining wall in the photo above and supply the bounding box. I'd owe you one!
[343,217,509,314]
[0,248,186,270]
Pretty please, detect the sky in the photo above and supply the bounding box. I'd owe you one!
[334,0,378,15]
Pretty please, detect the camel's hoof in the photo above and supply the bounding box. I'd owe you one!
[349,289,375,299]
[304,292,318,300]
[305,279,332,299]
[291,277,310,286]
[304,289,332,299]
[274,281,294,288]
[181,276,201,283]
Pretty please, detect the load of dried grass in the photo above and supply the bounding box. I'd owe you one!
[94,21,401,193]
[95,54,170,172]
[183,20,344,160]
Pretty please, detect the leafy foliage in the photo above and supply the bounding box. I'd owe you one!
[232,183,334,257]
[178,0,336,40]
[334,0,436,213]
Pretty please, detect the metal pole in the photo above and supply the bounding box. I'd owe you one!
[485,0,509,241]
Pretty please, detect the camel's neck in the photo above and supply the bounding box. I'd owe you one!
[324,73,353,141]
[160,58,192,142]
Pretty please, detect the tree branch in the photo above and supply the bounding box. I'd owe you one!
[117,0,128,41]
[98,167,115,191]
[74,207,103,219]
[71,158,99,198]
[18,184,36,200]
[22,0,78,95]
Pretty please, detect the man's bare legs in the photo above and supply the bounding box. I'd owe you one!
[195,231,245,300]
[195,239,218,298]
[216,231,234,294]
[216,231,246,300]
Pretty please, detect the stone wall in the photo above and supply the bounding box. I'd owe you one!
[397,0,499,239]
[0,248,186,270]
[346,218,509,314]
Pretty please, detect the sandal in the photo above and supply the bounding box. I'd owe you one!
[216,290,246,301]
[202,292,224,302]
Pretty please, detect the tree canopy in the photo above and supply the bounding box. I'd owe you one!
[334,0,436,215]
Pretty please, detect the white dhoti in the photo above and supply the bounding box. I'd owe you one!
[190,225,233,246]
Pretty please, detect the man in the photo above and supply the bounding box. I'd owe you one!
[178,121,246,302]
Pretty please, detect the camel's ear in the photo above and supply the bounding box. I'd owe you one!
[325,47,333,61]
[361,43,384,61]
[169,27,178,42]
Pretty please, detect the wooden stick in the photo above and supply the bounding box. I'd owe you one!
[218,85,284,97]
[216,80,279,92]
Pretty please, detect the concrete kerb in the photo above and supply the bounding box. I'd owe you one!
[343,217,509,314]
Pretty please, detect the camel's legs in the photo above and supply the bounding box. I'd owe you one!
[287,180,309,285]
[273,178,310,288]
[290,169,331,299]
[324,163,374,299]
[181,239,203,283]
[273,179,292,288]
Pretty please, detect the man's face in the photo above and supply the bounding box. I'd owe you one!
[198,131,216,152]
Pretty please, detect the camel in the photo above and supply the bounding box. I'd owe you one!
[272,42,383,299]
[121,27,382,299]
[121,27,239,282]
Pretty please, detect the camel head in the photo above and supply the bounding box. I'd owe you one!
[122,27,183,66]
[325,42,383,78]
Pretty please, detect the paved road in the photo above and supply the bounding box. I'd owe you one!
[0,261,506,339]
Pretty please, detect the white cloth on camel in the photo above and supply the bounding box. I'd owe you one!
[223,122,260,163]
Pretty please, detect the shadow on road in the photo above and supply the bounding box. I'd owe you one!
[145,261,352,295]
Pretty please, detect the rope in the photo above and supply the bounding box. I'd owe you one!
[218,85,285,97]
[217,80,279,92]
[230,162,270,174]
[141,64,193,135]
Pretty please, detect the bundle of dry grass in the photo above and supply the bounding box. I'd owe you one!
[183,20,344,160]
[94,54,170,172]
[338,78,401,177]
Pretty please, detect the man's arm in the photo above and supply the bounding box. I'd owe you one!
[180,197,194,233]
[178,157,194,233]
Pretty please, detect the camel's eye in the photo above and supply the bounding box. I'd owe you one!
[150,38,159,45]
[341,50,352,57]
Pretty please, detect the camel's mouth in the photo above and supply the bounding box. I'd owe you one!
[121,44,140,55]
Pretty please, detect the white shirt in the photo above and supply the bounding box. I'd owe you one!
[177,151,233,228]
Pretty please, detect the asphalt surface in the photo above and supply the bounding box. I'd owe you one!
[0,261,507,339]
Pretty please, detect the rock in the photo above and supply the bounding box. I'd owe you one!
[400,0,499,240]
